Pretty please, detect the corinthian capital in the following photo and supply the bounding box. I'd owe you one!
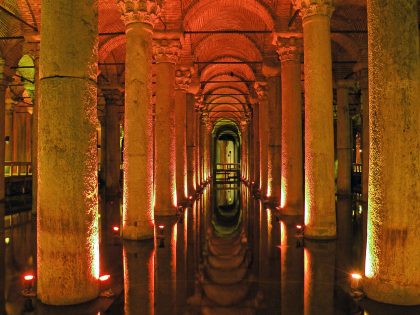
[254,81,268,101]
[117,0,162,26]
[273,33,302,62]
[175,67,192,91]
[292,0,334,19]
[153,34,181,64]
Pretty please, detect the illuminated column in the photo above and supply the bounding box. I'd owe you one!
[153,34,181,215]
[275,34,303,215]
[254,82,268,196]
[38,0,99,304]
[354,61,368,270]
[4,90,13,168]
[252,102,260,186]
[240,120,248,180]
[295,0,336,238]
[24,33,40,215]
[265,71,281,203]
[0,57,5,201]
[105,95,121,198]
[186,93,196,196]
[195,106,201,187]
[354,61,368,205]
[118,1,158,240]
[13,105,29,163]
[174,67,191,202]
[364,0,420,305]
[336,80,354,196]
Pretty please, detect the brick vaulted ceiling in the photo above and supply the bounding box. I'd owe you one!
[0,0,374,124]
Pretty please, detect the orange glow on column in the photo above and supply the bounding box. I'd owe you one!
[171,223,178,275]
[149,249,155,315]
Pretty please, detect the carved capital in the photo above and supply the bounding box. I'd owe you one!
[194,93,204,111]
[254,81,268,101]
[273,33,303,62]
[117,0,161,26]
[153,36,181,64]
[175,67,192,91]
[293,0,334,20]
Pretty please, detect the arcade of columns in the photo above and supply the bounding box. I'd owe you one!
[0,0,418,308]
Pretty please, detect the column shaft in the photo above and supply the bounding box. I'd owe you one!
[259,99,269,197]
[175,89,187,202]
[336,81,354,196]
[105,103,121,198]
[122,21,154,239]
[186,93,196,195]
[0,58,5,201]
[253,103,260,186]
[38,0,99,304]
[300,2,336,238]
[267,76,282,203]
[365,0,420,305]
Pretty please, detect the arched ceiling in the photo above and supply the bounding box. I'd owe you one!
[0,0,375,127]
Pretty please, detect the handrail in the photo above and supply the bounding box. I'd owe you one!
[4,162,32,177]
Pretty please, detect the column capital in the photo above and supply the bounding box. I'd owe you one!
[336,79,356,90]
[175,66,192,91]
[23,33,41,60]
[194,93,204,111]
[273,32,303,62]
[117,0,161,26]
[153,33,181,64]
[254,81,268,101]
[292,0,334,19]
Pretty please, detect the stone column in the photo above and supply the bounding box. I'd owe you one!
[186,93,196,196]
[364,0,420,305]
[294,0,336,238]
[0,57,5,202]
[264,71,281,204]
[118,0,159,239]
[274,33,303,215]
[195,108,201,187]
[336,80,354,196]
[105,94,121,198]
[38,0,99,304]
[13,105,29,163]
[254,82,268,197]
[354,62,368,205]
[4,89,13,168]
[153,34,181,215]
[174,67,191,202]
[24,33,40,215]
[252,102,260,187]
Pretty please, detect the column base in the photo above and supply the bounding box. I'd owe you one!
[364,277,420,306]
[304,225,336,240]
[123,221,154,240]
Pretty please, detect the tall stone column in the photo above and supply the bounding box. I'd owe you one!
[4,89,13,168]
[265,72,281,204]
[186,93,196,196]
[354,61,368,205]
[13,105,29,163]
[0,57,5,201]
[38,0,99,304]
[336,80,354,196]
[153,34,181,215]
[295,0,336,238]
[364,0,420,305]
[274,33,303,215]
[195,107,201,187]
[105,94,121,198]
[252,102,260,187]
[174,67,191,202]
[254,82,268,197]
[118,0,159,240]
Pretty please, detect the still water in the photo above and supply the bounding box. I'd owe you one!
[1,184,419,315]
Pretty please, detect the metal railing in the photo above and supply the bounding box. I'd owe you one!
[214,163,241,183]
[4,162,32,177]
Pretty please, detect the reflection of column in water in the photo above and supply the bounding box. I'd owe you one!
[123,240,155,315]
[304,240,336,315]
[176,217,188,310]
[259,203,269,293]
[280,219,304,315]
[0,203,5,314]
[267,209,281,311]
[336,197,354,285]
[155,220,178,315]
[186,204,197,297]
